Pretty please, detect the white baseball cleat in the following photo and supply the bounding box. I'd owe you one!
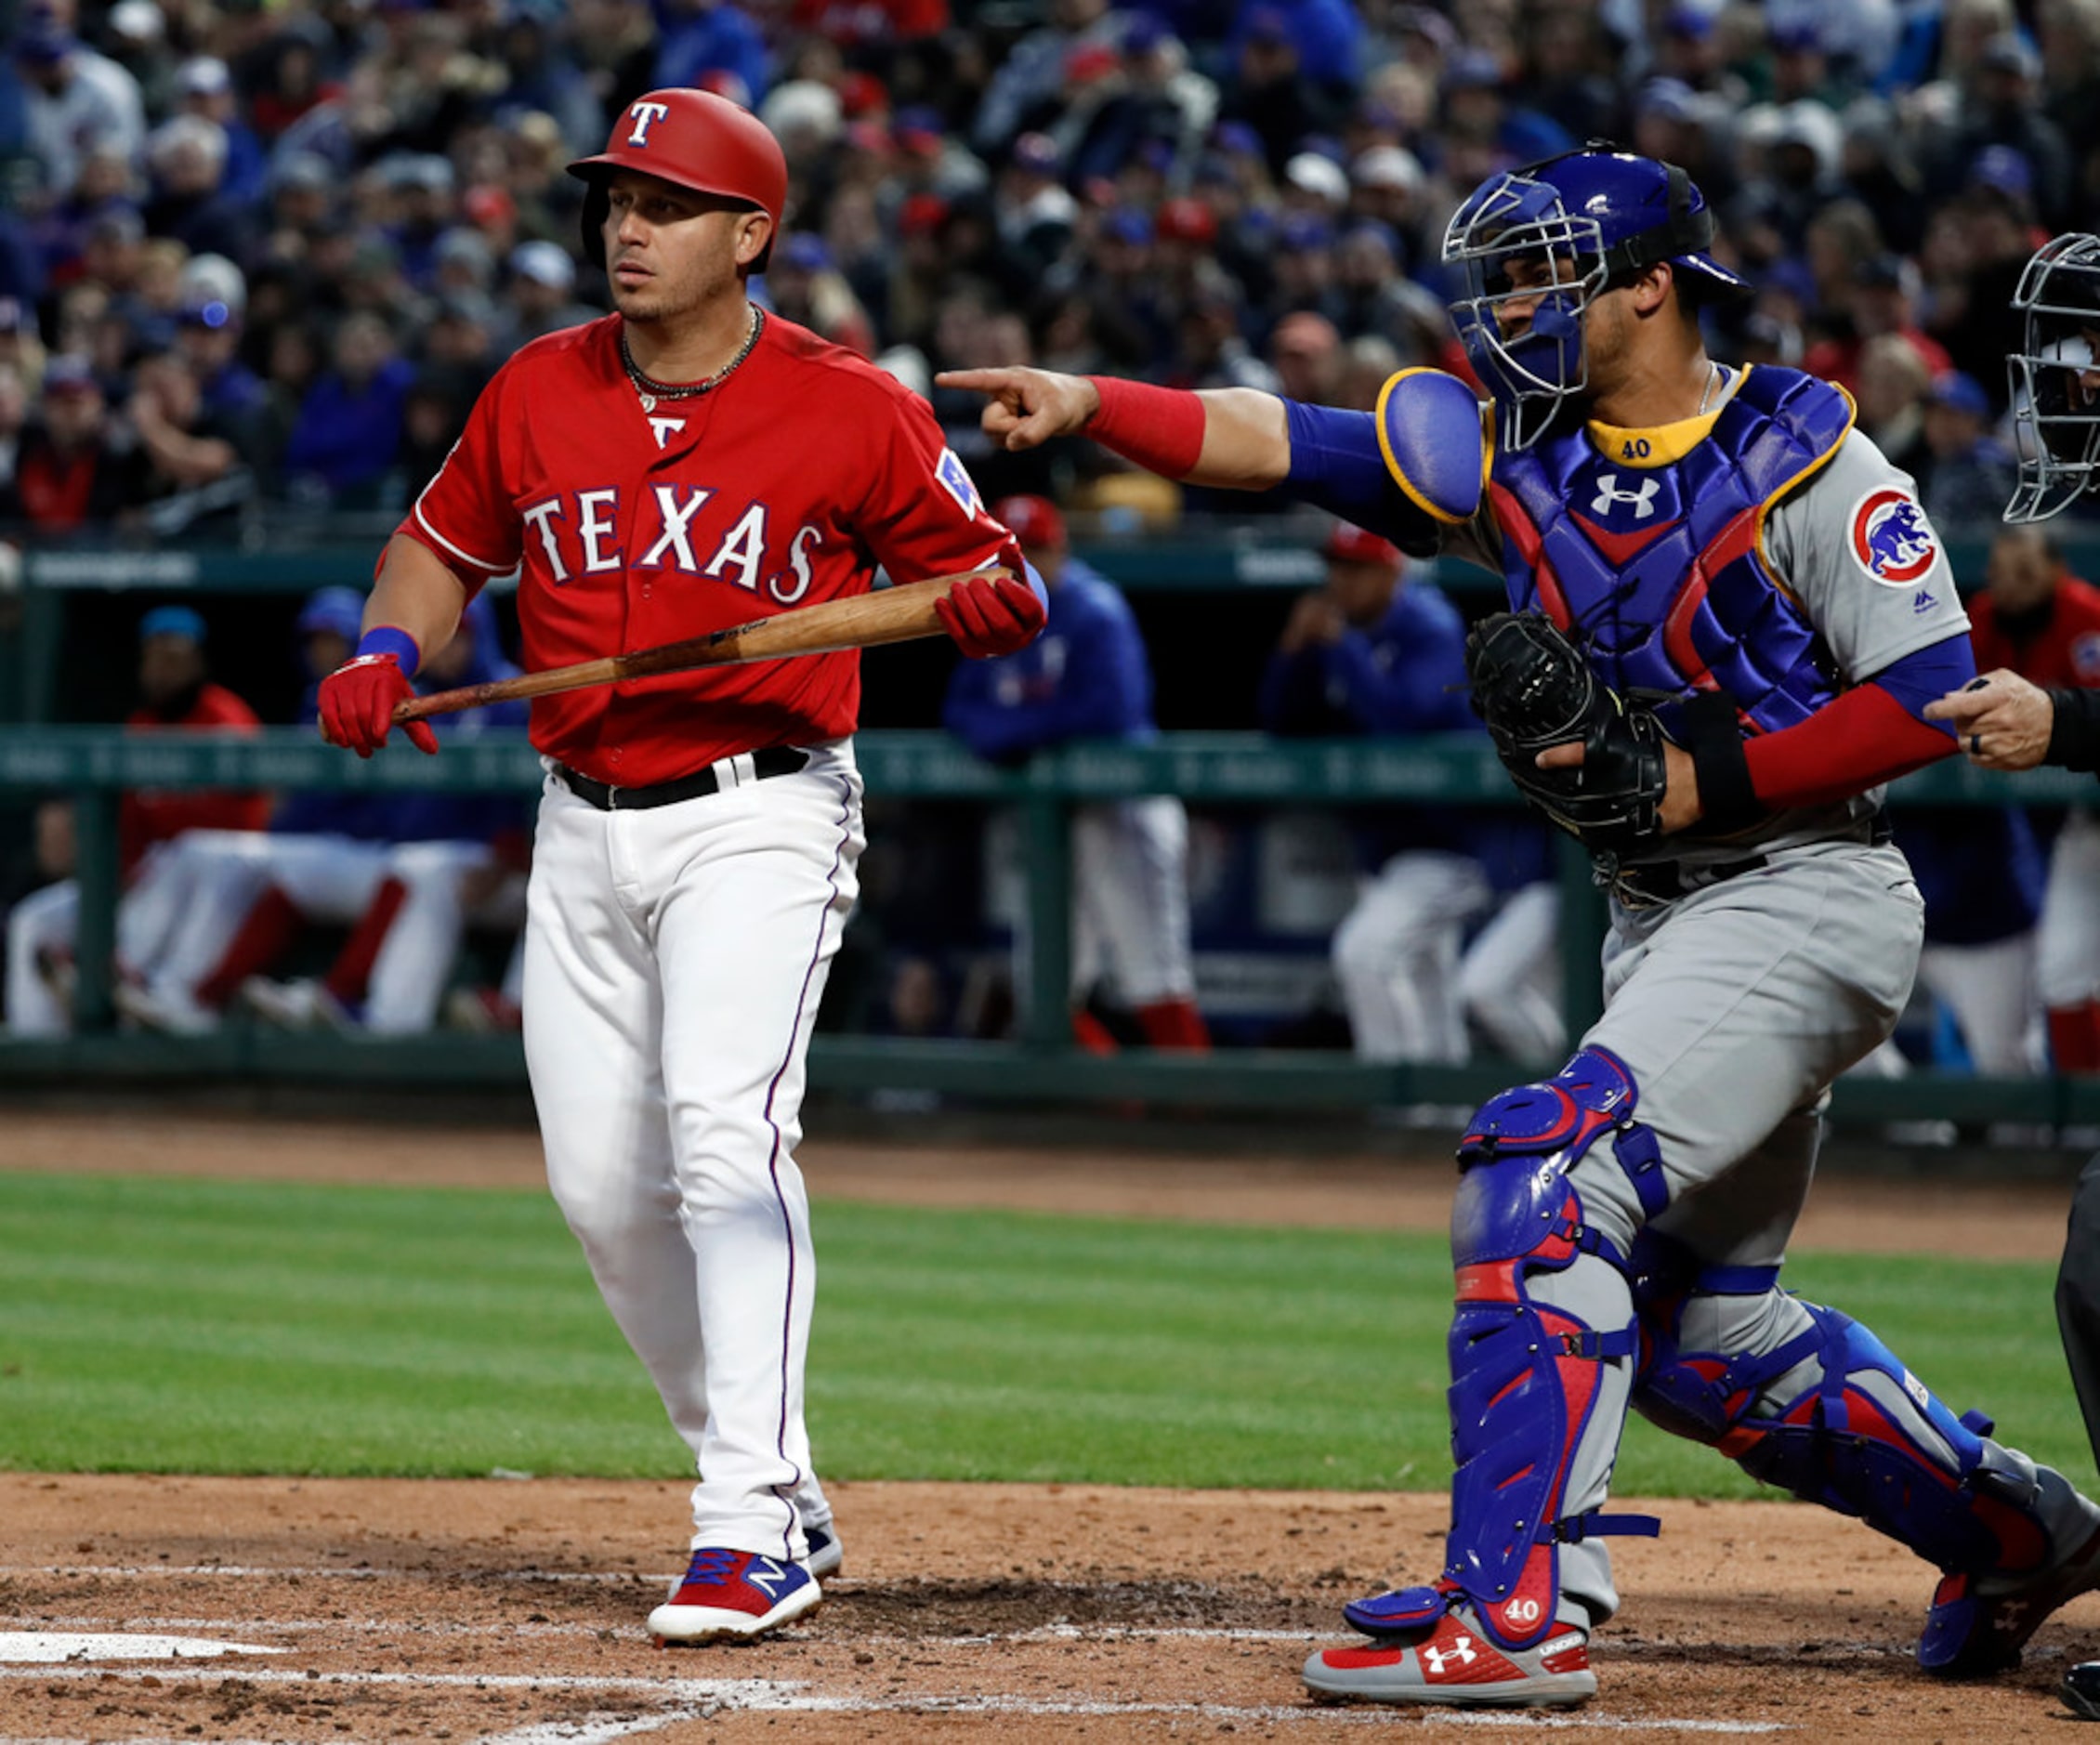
[1304,1606,1596,1708]
[649,1547,821,1644]
[113,980,217,1035]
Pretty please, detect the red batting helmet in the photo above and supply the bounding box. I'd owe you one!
[991,493,1067,552]
[568,88,788,272]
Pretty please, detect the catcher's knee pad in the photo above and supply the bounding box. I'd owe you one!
[1637,1289,2054,1580]
[1419,1048,1665,1653]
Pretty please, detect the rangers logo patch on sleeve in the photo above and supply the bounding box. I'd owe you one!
[936,448,986,520]
[1848,487,1940,585]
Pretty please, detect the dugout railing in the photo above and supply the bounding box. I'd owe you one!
[1,723,2096,1130]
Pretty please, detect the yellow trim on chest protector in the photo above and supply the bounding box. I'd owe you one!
[1586,366,1748,468]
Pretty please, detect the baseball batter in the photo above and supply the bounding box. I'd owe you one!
[947,150,2100,1710]
[316,89,1042,1643]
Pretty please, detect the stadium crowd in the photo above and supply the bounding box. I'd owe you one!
[2,0,2099,1071]
[2,0,2099,534]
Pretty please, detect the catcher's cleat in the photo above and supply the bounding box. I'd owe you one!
[1304,1605,1596,1709]
[800,1523,842,1581]
[648,1547,820,1644]
[2062,1659,2100,1721]
[1921,1488,2100,1677]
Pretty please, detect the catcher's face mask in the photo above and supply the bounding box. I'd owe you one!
[1443,150,1747,453]
[2005,232,2100,524]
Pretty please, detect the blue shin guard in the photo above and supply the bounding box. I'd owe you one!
[1633,1262,2098,1670]
[1347,1050,1662,1654]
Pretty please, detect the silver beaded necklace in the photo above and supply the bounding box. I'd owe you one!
[620,306,764,412]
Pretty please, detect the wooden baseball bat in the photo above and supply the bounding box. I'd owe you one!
[393,569,1007,724]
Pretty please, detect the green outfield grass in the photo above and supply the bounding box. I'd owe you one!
[0,1170,2086,1497]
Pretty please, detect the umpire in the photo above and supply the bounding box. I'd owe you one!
[1928,223,2100,1721]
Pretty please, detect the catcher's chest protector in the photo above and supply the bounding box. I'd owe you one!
[1488,366,1851,739]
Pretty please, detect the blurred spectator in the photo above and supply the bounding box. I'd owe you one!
[1267,309,1340,404]
[657,0,770,108]
[1226,0,1365,95]
[1801,251,1951,395]
[505,242,596,342]
[760,234,876,357]
[144,104,255,262]
[944,493,1209,1053]
[974,0,1129,158]
[171,57,266,207]
[124,348,256,537]
[0,353,138,532]
[15,1,146,201]
[1259,525,1556,1065]
[173,255,266,435]
[1969,524,2100,1071]
[3,604,268,1038]
[281,311,413,509]
[1918,370,2018,530]
[1925,33,2074,229]
[0,360,28,492]
[1853,332,1933,479]
[1218,7,1349,169]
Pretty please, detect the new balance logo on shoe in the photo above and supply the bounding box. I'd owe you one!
[743,1556,790,1598]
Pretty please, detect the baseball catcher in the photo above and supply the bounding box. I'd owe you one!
[947,147,2100,1712]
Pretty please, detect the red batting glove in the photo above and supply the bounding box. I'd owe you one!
[318,653,439,758]
[937,572,1047,659]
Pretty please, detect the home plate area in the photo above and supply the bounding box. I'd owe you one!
[0,1474,2089,1742]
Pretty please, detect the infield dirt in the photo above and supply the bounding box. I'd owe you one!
[0,1110,2089,1741]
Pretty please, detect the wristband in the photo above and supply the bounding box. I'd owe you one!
[1677,691,1759,832]
[1084,376,1206,479]
[356,625,422,679]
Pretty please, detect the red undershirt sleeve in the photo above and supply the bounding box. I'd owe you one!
[1740,682,1956,811]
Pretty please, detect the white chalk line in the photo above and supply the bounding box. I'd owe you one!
[0,1633,284,1663]
[0,1664,1793,1733]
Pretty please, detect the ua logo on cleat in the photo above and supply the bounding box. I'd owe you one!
[1422,1635,1477,1675]
[1997,1600,2031,1633]
[1590,473,1660,520]
[744,1557,790,1597]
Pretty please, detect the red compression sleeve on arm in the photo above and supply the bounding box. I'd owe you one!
[1740,683,1955,811]
[1084,376,1207,479]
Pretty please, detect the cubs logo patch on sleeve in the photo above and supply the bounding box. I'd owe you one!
[1849,488,1939,585]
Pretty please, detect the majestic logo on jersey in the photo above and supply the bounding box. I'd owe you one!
[625,100,671,146]
[1850,488,1938,585]
[2075,631,2100,684]
[1589,473,1660,520]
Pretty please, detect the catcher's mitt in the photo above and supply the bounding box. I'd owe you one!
[1463,611,1668,862]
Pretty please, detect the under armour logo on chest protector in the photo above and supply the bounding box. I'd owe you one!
[1589,473,1660,520]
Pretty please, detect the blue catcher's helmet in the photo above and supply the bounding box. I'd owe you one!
[1442,149,1750,452]
[2005,231,2100,523]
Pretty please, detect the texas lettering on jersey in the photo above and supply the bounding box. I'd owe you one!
[517,483,830,605]
[398,312,1023,786]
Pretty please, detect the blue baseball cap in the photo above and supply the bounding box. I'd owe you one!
[1928,372,1991,419]
[296,586,364,640]
[140,605,206,645]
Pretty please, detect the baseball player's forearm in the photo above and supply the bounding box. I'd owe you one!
[365,533,471,673]
[1083,377,1288,487]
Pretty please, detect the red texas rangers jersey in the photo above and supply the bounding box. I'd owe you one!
[398,312,1021,787]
